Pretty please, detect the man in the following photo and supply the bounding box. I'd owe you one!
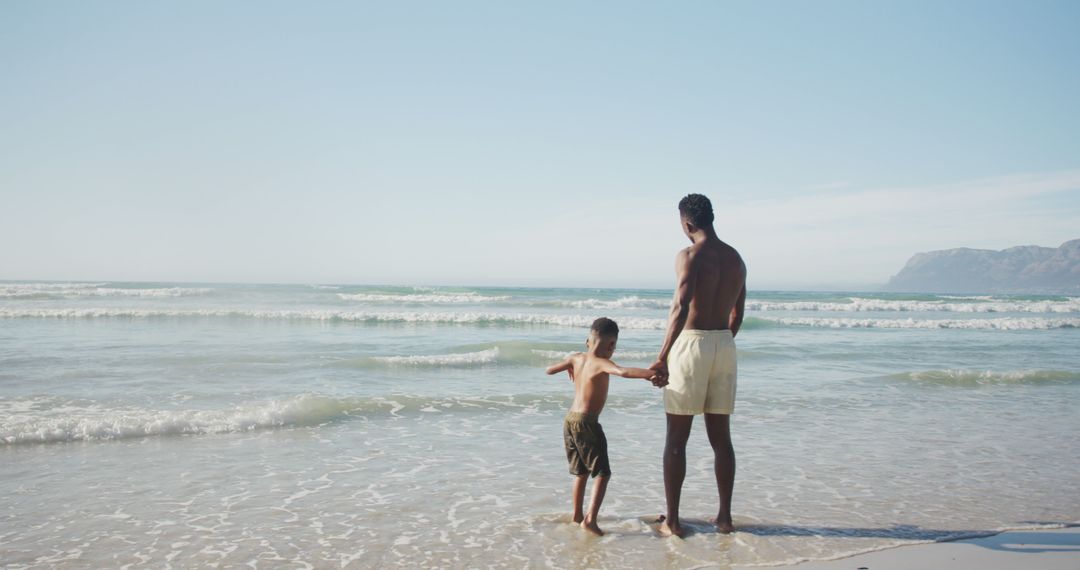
[651,193,746,538]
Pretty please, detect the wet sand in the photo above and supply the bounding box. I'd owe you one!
[764,526,1080,570]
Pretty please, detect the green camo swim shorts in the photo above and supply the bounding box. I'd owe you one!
[563,411,611,477]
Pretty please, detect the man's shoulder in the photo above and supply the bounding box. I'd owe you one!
[712,240,745,266]
[681,242,717,265]
[676,244,703,268]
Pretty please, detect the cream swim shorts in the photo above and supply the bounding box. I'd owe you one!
[663,329,737,415]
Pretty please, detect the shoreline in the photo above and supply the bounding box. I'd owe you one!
[756,525,1080,569]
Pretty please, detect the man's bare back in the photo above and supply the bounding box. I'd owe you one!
[679,239,746,331]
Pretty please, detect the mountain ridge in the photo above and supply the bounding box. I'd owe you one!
[885,239,1080,294]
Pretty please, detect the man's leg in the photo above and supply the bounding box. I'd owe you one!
[581,475,608,536]
[704,413,735,533]
[660,413,694,538]
[571,474,587,523]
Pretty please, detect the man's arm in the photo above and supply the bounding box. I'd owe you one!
[730,284,746,338]
[652,249,697,375]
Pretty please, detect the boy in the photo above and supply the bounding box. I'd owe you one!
[545,317,666,536]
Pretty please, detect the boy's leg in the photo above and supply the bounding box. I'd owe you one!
[581,475,608,536]
[566,418,588,523]
[705,413,735,533]
[661,413,694,538]
[571,474,587,523]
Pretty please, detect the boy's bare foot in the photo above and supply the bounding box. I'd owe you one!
[710,513,734,534]
[655,515,685,538]
[581,516,604,536]
[572,513,584,524]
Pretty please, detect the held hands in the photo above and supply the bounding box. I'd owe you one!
[648,359,669,388]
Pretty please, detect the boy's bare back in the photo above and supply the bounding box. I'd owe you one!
[565,353,615,415]
[546,322,665,417]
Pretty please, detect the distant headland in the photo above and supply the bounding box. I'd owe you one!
[885,239,1080,295]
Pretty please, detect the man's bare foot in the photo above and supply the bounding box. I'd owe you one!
[656,515,685,538]
[572,512,584,524]
[710,514,734,534]
[581,516,603,536]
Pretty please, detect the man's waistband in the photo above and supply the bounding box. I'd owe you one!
[680,329,734,337]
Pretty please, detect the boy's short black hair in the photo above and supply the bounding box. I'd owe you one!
[678,193,714,227]
[590,317,619,337]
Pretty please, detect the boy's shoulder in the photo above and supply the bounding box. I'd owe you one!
[578,353,617,371]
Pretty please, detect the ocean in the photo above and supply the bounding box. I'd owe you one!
[1,281,1078,568]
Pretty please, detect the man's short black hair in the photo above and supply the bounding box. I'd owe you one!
[679,193,714,227]
[590,317,619,337]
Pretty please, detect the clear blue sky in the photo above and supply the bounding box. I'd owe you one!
[2,1,1078,289]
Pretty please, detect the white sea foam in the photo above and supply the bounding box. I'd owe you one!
[0,394,569,445]
[897,369,1080,385]
[81,287,212,297]
[530,349,572,359]
[0,283,211,299]
[372,348,500,366]
[560,296,670,310]
[747,297,1080,313]
[0,282,105,289]
[613,350,656,360]
[0,394,358,444]
[0,308,667,329]
[529,349,655,360]
[764,316,1080,330]
[337,292,510,304]
[309,284,341,290]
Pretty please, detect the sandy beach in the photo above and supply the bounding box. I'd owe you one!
[765,526,1080,570]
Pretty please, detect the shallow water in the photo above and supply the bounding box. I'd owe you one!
[2,282,1078,568]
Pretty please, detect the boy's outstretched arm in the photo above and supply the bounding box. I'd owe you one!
[546,354,579,380]
[601,361,668,386]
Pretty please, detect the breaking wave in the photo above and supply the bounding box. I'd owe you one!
[0,283,211,299]
[0,394,357,445]
[0,393,571,445]
[333,343,657,369]
[761,316,1080,330]
[372,347,502,366]
[529,349,655,361]
[556,296,670,310]
[0,308,667,329]
[888,369,1080,386]
[747,297,1080,313]
[338,292,511,304]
